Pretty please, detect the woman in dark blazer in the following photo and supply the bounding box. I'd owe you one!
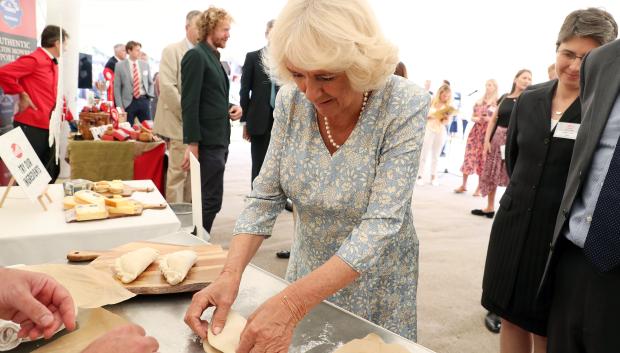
[481,8,618,353]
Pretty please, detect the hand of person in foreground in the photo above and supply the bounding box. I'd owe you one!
[229,105,242,121]
[483,140,492,154]
[182,143,199,171]
[236,288,306,353]
[242,125,251,142]
[81,324,159,353]
[18,92,37,113]
[0,268,76,340]
[184,271,241,339]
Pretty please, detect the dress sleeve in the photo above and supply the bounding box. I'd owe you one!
[232,86,293,237]
[336,85,430,272]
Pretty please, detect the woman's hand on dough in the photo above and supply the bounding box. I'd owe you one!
[236,290,305,353]
[184,272,241,339]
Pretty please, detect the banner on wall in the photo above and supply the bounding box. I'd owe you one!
[0,0,37,185]
[0,0,37,65]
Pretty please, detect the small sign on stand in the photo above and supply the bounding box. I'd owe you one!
[189,152,209,241]
[0,127,53,210]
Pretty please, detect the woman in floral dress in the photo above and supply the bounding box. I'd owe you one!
[455,79,498,195]
[184,0,430,350]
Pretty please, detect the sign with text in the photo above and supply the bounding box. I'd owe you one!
[0,127,51,201]
[0,0,36,65]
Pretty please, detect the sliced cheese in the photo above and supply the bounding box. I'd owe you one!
[75,203,109,221]
[93,181,110,193]
[114,247,159,283]
[74,190,106,206]
[104,197,132,207]
[158,250,198,285]
[107,200,143,215]
[63,196,77,210]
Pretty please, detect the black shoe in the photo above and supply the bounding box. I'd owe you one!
[471,209,495,218]
[276,250,290,259]
[285,199,293,212]
[484,312,501,333]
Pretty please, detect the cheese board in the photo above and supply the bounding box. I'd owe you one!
[67,241,227,295]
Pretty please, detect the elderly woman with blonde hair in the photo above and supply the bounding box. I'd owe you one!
[184,0,429,350]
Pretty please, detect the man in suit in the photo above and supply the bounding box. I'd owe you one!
[543,38,620,352]
[240,20,277,184]
[0,25,69,182]
[153,10,200,204]
[103,44,126,106]
[104,44,126,72]
[181,7,242,233]
[114,41,154,123]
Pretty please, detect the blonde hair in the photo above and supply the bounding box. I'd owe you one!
[478,79,498,105]
[431,84,452,107]
[197,6,232,43]
[265,0,399,92]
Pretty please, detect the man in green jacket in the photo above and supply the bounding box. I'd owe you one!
[181,6,242,233]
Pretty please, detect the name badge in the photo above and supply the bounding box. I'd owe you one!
[500,145,506,160]
[553,122,580,140]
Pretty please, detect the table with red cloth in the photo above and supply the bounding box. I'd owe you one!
[66,139,166,194]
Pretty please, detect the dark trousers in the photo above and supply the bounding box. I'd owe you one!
[126,96,151,123]
[199,145,228,233]
[250,133,270,184]
[547,239,620,353]
[13,121,59,183]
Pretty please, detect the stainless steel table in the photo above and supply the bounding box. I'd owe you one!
[13,232,434,353]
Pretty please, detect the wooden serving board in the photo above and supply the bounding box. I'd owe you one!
[64,202,168,223]
[99,184,154,198]
[88,241,227,295]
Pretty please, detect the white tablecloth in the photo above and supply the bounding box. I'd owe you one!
[0,180,180,266]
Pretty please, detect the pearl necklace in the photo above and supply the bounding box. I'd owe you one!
[322,91,369,149]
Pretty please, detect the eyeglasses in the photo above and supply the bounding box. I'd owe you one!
[557,50,586,63]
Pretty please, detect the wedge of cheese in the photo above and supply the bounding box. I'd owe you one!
[75,203,109,221]
[107,200,143,215]
[114,247,159,284]
[158,250,198,285]
[74,190,106,206]
[104,197,132,208]
[93,181,110,193]
[63,196,77,210]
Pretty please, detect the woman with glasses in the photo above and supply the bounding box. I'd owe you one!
[481,8,617,353]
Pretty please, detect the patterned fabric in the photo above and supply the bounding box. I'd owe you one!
[584,132,620,272]
[132,62,140,98]
[461,102,496,175]
[479,126,509,196]
[234,76,430,340]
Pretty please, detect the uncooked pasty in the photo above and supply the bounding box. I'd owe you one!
[334,333,410,353]
[205,310,246,353]
[158,250,198,285]
[114,247,159,283]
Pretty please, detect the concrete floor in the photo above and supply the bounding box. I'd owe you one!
[207,128,500,353]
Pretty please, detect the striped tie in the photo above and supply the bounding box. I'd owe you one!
[132,62,140,98]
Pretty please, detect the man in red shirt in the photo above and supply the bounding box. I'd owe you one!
[0,25,69,181]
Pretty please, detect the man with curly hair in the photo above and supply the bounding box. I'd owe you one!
[181,6,242,234]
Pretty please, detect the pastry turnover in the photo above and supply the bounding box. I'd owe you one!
[158,250,198,285]
[206,311,247,353]
[114,247,159,283]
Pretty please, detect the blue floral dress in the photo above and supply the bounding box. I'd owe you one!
[233,76,429,340]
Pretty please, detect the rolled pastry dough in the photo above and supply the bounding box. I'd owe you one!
[114,247,159,283]
[206,310,246,353]
[158,250,198,285]
[334,333,410,353]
